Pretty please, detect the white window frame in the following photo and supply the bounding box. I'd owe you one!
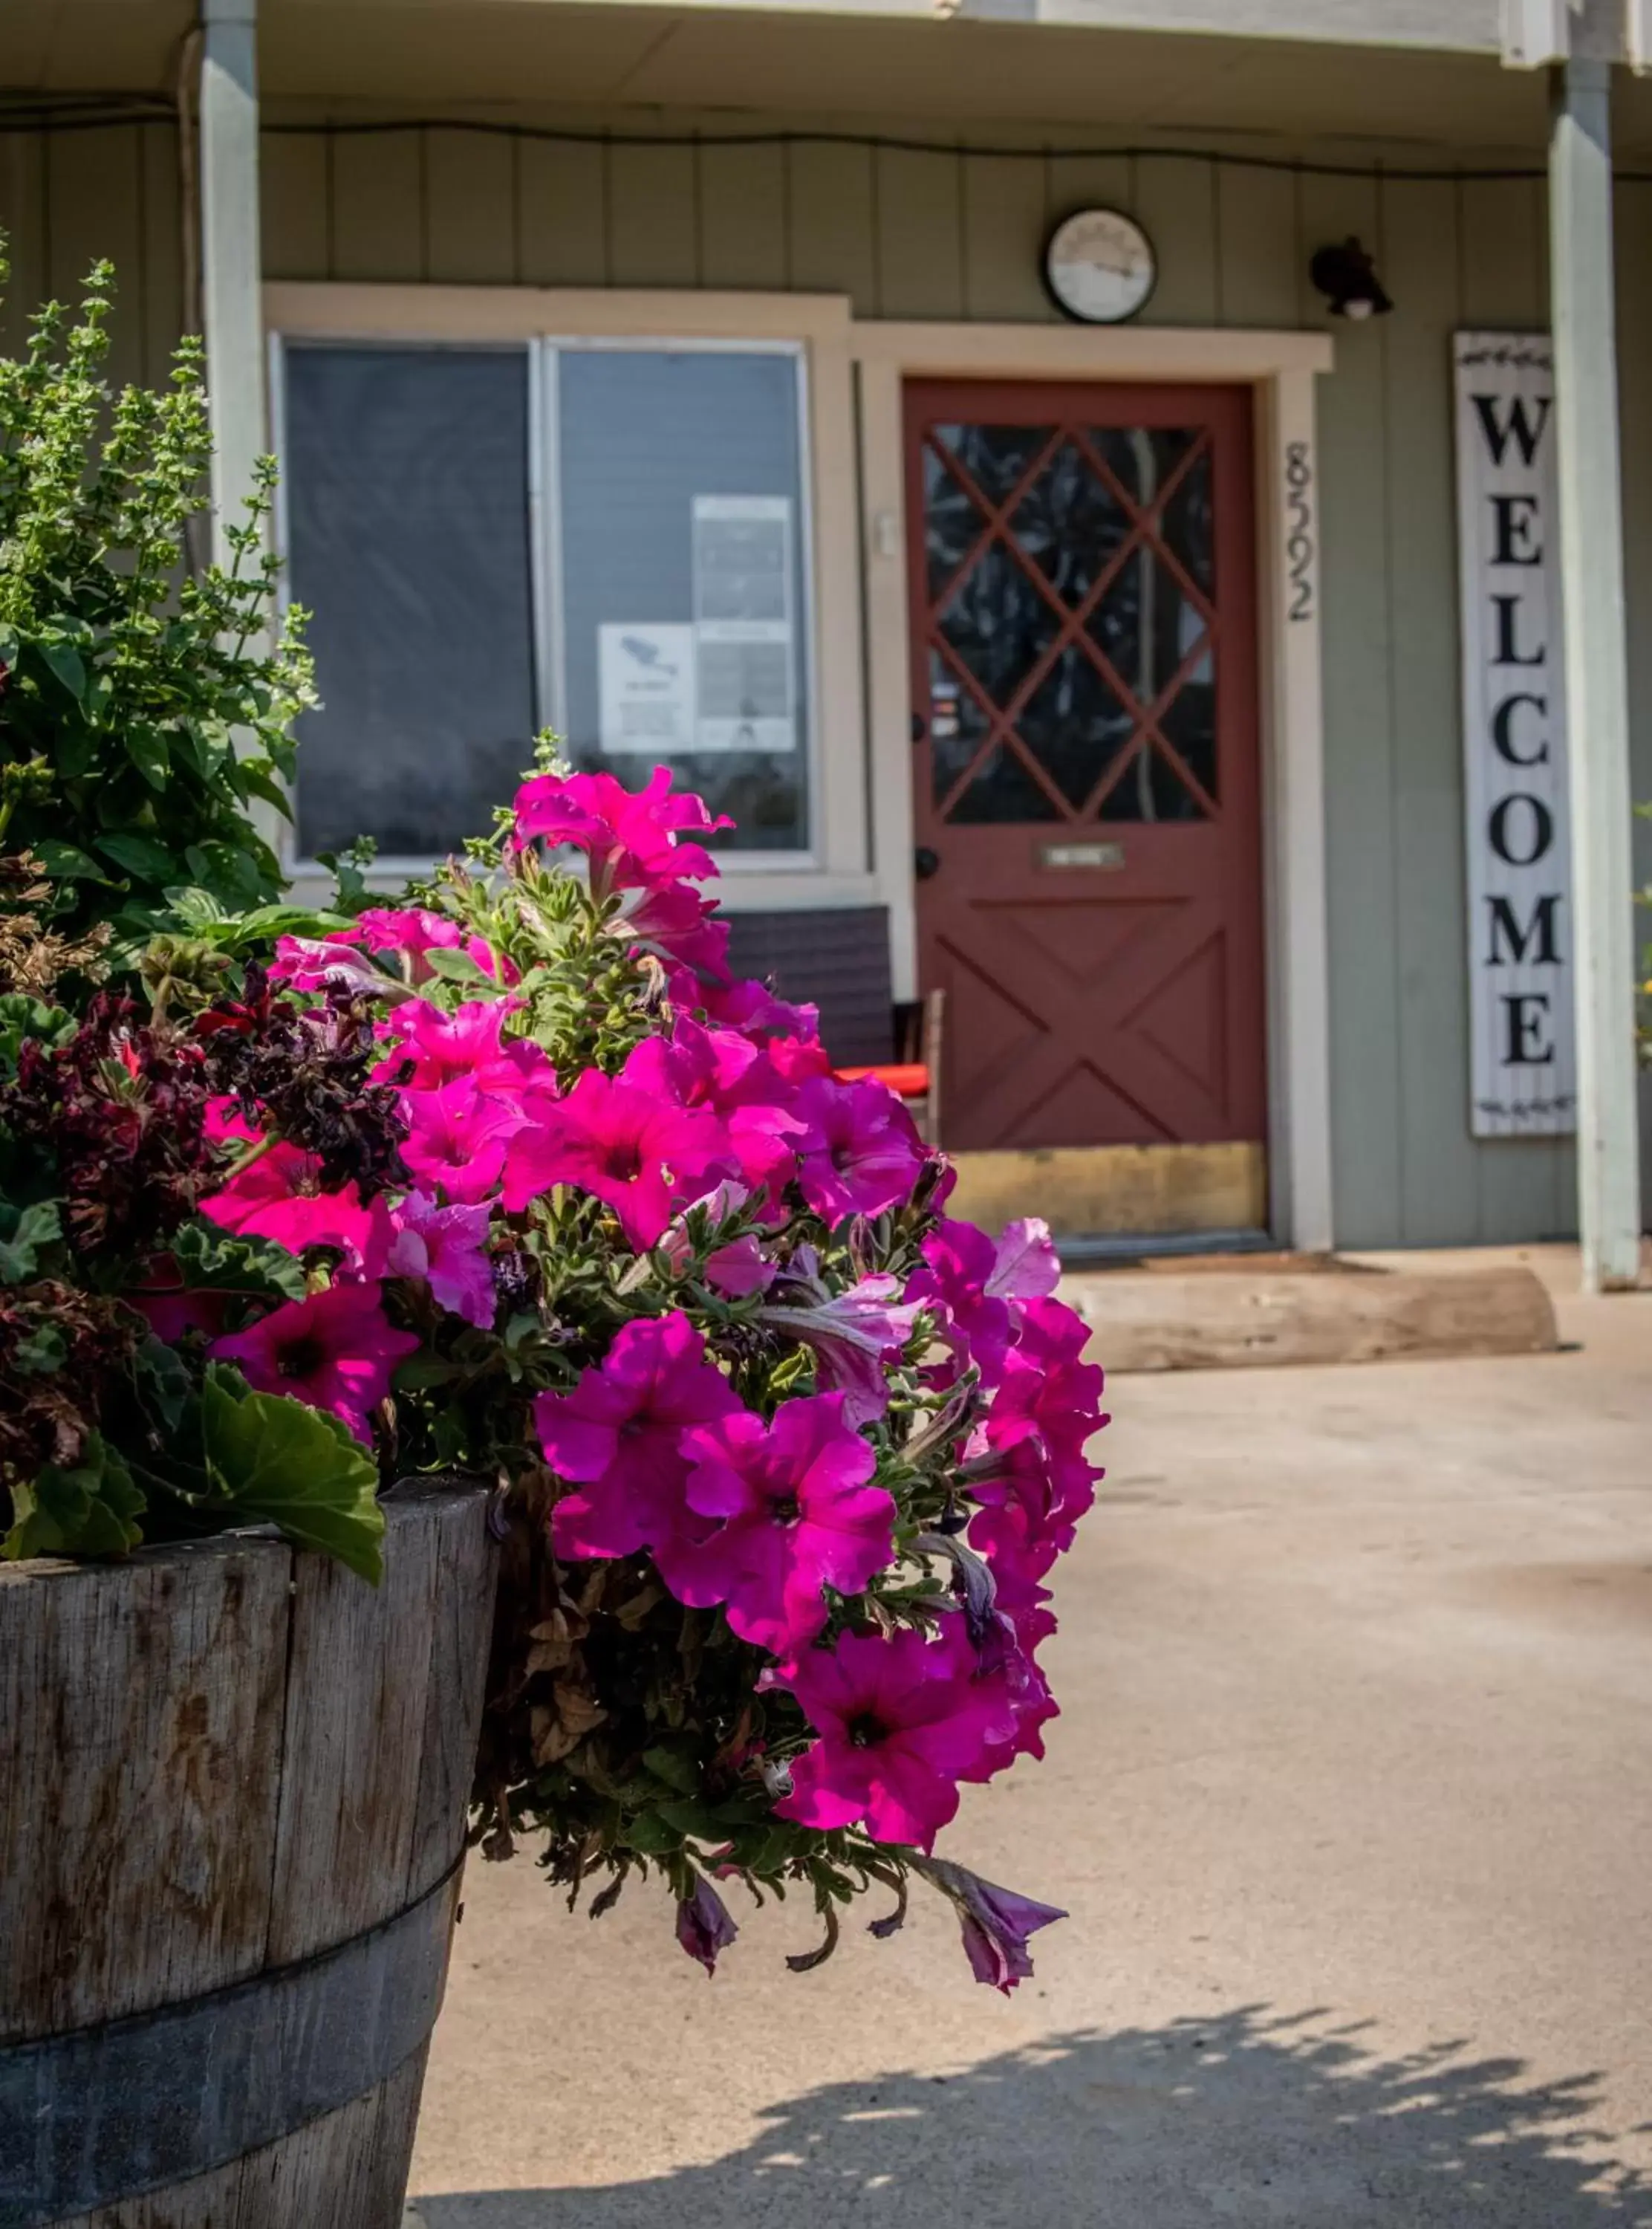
[264,285,870,912]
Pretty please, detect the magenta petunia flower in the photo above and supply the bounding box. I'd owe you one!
[268,935,415,1003]
[535,1311,741,1562]
[790,1075,926,1223]
[513,765,731,895]
[386,1191,495,1328]
[756,1268,921,1427]
[703,1234,777,1297]
[273,909,511,990]
[377,997,552,1097]
[675,1873,740,1976]
[502,1068,736,1250]
[399,1080,521,1205]
[623,1021,807,1199]
[201,1143,392,1274]
[211,1279,419,1441]
[984,1297,1110,1474]
[770,1618,1017,1849]
[667,967,822,1048]
[617,879,732,983]
[657,1394,894,1654]
[906,1215,1062,1390]
[911,1855,1066,1994]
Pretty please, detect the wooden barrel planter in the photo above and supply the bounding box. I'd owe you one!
[0,1481,496,2228]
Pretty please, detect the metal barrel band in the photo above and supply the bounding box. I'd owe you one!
[0,1860,461,2228]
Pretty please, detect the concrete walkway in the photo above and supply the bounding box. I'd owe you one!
[409,1254,1652,2228]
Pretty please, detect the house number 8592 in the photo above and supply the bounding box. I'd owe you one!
[1284,440,1315,621]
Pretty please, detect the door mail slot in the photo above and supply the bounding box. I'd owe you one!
[1038,840,1125,871]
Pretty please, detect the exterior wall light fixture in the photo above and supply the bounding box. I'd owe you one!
[1308,237,1394,319]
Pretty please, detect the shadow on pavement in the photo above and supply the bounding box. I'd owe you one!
[414,2002,1652,2228]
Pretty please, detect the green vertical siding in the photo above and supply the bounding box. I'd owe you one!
[7,106,1650,1245]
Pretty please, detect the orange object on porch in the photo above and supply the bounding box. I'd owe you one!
[833,1062,930,1098]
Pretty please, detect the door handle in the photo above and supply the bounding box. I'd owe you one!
[914,846,941,881]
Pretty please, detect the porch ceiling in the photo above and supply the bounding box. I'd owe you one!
[13,0,1652,162]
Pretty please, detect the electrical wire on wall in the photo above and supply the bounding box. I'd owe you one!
[0,91,1582,184]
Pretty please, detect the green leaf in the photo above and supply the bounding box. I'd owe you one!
[240,765,295,823]
[121,724,171,790]
[97,831,177,882]
[0,995,75,1077]
[39,638,87,702]
[621,1812,683,1857]
[0,1198,62,1285]
[641,1744,703,1797]
[198,1364,385,1582]
[169,1220,308,1305]
[3,1433,146,1560]
[655,1797,729,1841]
[420,947,492,987]
[135,1333,192,1429]
[13,1322,68,1374]
[31,839,111,883]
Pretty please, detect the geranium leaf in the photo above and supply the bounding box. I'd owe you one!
[198,1364,385,1583]
[169,1221,308,1303]
[0,1198,62,1285]
[2,1433,146,1560]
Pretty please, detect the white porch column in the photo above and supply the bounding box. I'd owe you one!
[198,0,266,569]
[1549,56,1643,1290]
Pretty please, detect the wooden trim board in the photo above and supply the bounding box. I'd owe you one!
[947,1141,1266,1238]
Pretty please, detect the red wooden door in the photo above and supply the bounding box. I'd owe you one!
[905,379,1266,1155]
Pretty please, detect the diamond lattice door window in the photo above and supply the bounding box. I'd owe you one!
[905,379,1265,1165]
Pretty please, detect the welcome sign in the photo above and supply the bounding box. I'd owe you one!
[1454,331,1576,1137]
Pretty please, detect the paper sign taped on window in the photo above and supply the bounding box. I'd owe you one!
[692,495,796,753]
[597,623,696,755]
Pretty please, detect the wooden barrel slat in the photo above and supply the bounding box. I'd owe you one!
[0,1541,293,2047]
[0,1484,495,2229]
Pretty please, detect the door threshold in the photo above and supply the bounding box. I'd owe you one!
[1056,1227,1277,1268]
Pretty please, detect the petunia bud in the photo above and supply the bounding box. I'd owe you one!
[675,1873,740,1976]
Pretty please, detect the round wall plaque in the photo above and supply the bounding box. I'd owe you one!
[1043,208,1157,325]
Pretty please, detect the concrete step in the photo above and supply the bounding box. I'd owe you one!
[1062,1255,1560,1372]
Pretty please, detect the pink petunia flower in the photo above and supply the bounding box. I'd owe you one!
[272,909,512,991]
[201,1143,392,1275]
[534,1311,741,1562]
[657,1394,894,1654]
[666,967,822,1048]
[676,1874,740,1976]
[211,1279,419,1441]
[790,1075,926,1223]
[985,1296,1108,1464]
[755,1266,921,1427]
[502,1068,736,1250]
[377,998,552,1096]
[513,765,731,894]
[910,1855,1066,1994]
[399,1080,521,1204]
[385,1191,496,1328]
[268,936,417,1002]
[770,1618,1018,1849]
[623,1022,807,1199]
[617,880,732,982]
[905,1215,1061,1390]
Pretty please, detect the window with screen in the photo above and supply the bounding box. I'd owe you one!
[281,337,814,864]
